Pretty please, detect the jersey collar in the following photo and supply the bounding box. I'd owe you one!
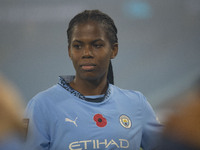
[58,75,111,103]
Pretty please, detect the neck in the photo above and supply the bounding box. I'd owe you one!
[70,76,108,96]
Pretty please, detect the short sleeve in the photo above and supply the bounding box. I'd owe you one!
[140,93,162,150]
[24,97,50,150]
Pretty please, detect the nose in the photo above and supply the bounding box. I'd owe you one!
[82,45,93,58]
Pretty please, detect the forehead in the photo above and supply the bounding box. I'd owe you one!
[71,21,107,41]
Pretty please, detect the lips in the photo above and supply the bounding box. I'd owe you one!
[80,63,96,71]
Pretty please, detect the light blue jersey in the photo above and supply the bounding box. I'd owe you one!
[25,76,162,150]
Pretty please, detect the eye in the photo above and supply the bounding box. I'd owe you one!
[93,44,103,48]
[73,44,82,49]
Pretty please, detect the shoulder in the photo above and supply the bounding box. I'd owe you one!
[26,84,65,108]
[110,84,148,107]
[111,84,146,100]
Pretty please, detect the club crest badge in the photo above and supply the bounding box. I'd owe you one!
[119,115,131,128]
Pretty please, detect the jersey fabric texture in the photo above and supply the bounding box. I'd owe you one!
[25,76,162,150]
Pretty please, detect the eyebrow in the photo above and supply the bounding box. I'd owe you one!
[72,39,104,44]
[72,40,83,44]
[92,39,104,43]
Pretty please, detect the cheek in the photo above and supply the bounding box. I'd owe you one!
[69,55,79,69]
[98,55,111,70]
[71,58,78,67]
[69,51,79,62]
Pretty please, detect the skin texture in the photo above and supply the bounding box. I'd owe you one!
[0,75,24,141]
[163,90,200,149]
[68,21,118,95]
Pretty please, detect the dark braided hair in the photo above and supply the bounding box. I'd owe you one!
[67,10,118,84]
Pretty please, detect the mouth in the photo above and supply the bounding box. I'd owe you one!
[80,64,96,71]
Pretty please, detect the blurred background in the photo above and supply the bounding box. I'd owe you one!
[0,0,200,121]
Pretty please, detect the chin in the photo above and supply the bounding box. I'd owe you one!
[80,72,105,82]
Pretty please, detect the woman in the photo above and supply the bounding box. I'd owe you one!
[25,10,162,150]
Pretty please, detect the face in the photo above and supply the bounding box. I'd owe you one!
[68,21,118,82]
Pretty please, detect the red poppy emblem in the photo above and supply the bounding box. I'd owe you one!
[93,114,107,127]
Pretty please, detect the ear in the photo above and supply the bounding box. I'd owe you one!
[110,43,118,59]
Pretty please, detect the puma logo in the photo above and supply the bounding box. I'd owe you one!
[65,117,78,127]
